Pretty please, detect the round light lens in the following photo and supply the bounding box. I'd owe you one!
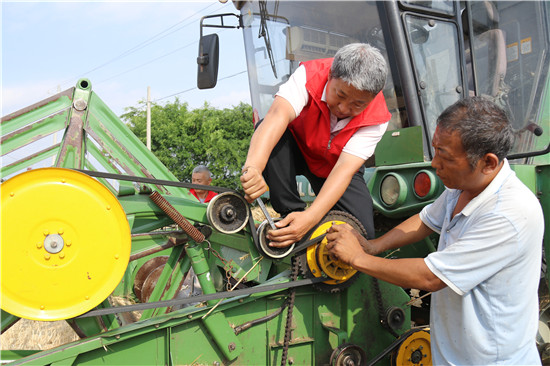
[414,171,431,198]
[381,175,400,206]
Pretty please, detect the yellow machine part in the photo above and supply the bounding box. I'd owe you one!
[1,168,131,321]
[392,328,432,366]
[306,220,358,284]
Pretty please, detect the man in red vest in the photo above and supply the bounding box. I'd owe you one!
[190,165,217,203]
[241,43,391,248]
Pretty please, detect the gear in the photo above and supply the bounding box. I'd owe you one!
[296,210,366,293]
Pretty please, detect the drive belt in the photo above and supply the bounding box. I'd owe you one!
[75,169,234,193]
[77,276,325,318]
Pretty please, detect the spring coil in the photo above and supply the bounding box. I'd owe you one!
[150,191,205,243]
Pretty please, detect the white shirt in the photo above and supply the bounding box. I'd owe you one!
[421,160,543,365]
[276,65,389,161]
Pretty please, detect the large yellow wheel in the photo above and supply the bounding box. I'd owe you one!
[391,329,432,366]
[1,168,131,321]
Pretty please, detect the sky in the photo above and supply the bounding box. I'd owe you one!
[1,0,251,118]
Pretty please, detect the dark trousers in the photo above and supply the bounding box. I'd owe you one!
[262,128,375,239]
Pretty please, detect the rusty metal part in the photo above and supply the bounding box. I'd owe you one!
[150,191,205,243]
[1,88,73,123]
[134,256,169,301]
[129,236,188,262]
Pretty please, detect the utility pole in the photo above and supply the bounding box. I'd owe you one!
[146,86,151,151]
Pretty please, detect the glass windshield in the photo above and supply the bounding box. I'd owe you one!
[240,1,406,132]
[465,1,550,158]
[405,15,462,137]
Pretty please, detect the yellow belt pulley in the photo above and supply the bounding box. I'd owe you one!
[1,168,131,321]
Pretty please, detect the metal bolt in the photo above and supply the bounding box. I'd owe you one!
[288,357,294,365]
[115,335,121,339]
[59,253,65,259]
[36,242,42,249]
[66,240,72,247]
[10,192,14,197]
[114,254,119,260]
[228,342,236,351]
[43,230,49,236]
[58,229,64,235]
[44,254,51,260]
[213,362,220,366]
[106,205,111,210]
[85,295,90,300]
[61,179,66,183]
[187,315,193,319]
[40,305,45,310]
[44,234,64,254]
[73,98,88,111]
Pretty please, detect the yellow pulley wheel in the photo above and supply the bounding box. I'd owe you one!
[391,329,432,366]
[1,168,131,321]
[306,217,358,285]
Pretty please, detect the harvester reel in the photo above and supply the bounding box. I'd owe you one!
[391,328,432,366]
[206,192,249,234]
[329,343,367,366]
[297,210,365,293]
[1,168,131,321]
[257,217,295,258]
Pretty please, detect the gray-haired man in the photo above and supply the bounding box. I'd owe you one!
[240,43,391,247]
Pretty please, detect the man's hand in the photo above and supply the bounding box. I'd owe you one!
[267,211,317,248]
[240,166,268,203]
[325,223,368,266]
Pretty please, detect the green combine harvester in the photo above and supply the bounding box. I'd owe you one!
[2,0,549,365]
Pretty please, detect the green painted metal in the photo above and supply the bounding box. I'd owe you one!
[375,126,425,166]
[2,273,409,365]
[367,161,445,219]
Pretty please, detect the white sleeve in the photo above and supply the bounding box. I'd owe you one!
[342,122,389,160]
[275,65,309,117]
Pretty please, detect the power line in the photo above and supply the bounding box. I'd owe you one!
[132,70,248,107]
[56,2,221,90]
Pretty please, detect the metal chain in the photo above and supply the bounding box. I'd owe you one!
[203,240,234,291]
[372,277,399,338]
[281,256,299,366]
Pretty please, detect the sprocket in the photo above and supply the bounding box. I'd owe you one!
[296,210,367,293]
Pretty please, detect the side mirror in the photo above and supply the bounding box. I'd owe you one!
[197,33,219,89]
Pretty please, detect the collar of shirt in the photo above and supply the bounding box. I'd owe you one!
[321,84,352,135]
[460,159,513,217]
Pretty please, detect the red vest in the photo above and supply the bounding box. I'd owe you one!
[288,58,391,177]
[189,189,217,203]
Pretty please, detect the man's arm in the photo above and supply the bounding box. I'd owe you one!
[268,151,366,247]
[326,222,445,292]
[240,96,296,202]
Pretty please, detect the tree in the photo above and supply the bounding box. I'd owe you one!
[121,99,254,190]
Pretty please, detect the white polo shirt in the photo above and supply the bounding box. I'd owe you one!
[276,65,389,161]
[421,160,543,365]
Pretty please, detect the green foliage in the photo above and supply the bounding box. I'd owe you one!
[121,99,254,190]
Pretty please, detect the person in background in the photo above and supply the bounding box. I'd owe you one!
[240,43,391,248]
[326,97,544,365]
[189,165,217,203]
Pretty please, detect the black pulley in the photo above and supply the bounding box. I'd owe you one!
[206,192,249,234]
